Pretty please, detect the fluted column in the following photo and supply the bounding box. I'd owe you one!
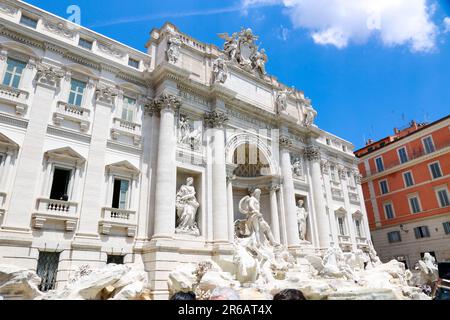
[152,94,180,239]
[306,145,331,249]
[269,184,281,243]
[205,110,229,243]
[226,174,235,242]
[279,136,300,248]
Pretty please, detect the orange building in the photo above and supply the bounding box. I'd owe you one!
[355,116,450,268]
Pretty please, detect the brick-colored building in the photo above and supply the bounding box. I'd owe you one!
[355,116,450,268]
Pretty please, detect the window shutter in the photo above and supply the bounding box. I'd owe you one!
[414,227,420,239]
[424,226,430,238]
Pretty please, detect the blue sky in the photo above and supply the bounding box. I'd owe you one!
[24,0,450,149]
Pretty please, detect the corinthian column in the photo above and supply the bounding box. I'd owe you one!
[306,145,331,249]
[279,135,300,248]
[269,184,281,243]
[152,94,181,239]
[205,110,229,243]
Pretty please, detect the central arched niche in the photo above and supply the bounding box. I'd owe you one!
[232,142,271,178]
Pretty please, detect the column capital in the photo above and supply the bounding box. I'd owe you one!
[204,110,229,128]
[304,145,321,162]
[279,135,293,149]
[95,85,118,106]
[269,184,281,192]
[35,63,64,89]
[151,93,181,113]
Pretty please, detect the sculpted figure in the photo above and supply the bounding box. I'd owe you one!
[238,188,279,247]
[292,158,303,177]
[303,105,317,127]
[178,115,190,143]
[276,88,292,113]
[251,48,267,75]
[175,177,200,236]
[166,34,182,64]
[212,57,228,84]
[417,252,439,283]
[322,246,359,282]
[296,200,308,241]
[218,32,238,61]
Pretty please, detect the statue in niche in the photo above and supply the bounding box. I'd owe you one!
[251,48,267,75]
[237,188,279,248]
[212,57,228,84]
[275,88,292,114]
[303,104,317,127]
[292,157,303,178]
[296,199,309,241]
[175,177,200,236]
[166,34,182,64]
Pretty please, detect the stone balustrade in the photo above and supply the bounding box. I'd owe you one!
[348,191,360,204]
[99,207,137,237]
[0,84,29,115]
[110,117,142,145]
[356,237,369,248]
[31,198,79,231]
[53,101,90,131]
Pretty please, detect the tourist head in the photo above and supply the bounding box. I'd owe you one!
[273,289,306,300]
[170,291,196,300]
[186,177,194,185]
[210,287,240,300]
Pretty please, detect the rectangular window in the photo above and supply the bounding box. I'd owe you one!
[326,138,331,145]
[384,203,395,219]
[398,147,408,164]
[443,222,450,235]
[429,162,442,179]
[437,189,450,208]
[107,255,124,264]
[121,96,136,122]
[414,226,430,239]
[409,196,421,213]
[49,168,71,201]
[68,79,86,106]
[375,157,384,172]
[112,178,130,209]
[422,136,435,154]
[355,219,362,238]
[78,38,93,50]
[128,58,139,69]
[403,171,414,187]
[330,165,337,182]
[387,231,401,243]
[338,217,345,235]
[36,252,60,292]
[342,145,347,152]
[2,58,27,89]
[20,14,38,28]
[379,180,389,195]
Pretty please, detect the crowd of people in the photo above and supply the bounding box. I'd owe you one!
[169,288,306,300]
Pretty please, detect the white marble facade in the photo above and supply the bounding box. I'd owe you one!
[0,1,371,299]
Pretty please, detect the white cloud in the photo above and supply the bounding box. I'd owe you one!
[243,0,438,52]
[444,17,450,33]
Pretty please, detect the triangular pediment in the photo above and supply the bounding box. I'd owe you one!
[335,207,347,215]
[106,160,140,177]
[44,147,86,165]
[353,210,363,218]
[0,132,19,152]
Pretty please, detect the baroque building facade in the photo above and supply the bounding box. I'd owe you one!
[0,1,370,298]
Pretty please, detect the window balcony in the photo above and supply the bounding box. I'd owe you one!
[356,237,369,248]
[348,192,360,204]
[110,118,141,145]
[53,101,90,132]
[331,187,344,201]
[0,84,29,115]
[31,198,79,231]
[99,207,137,237]
[338,234,353,251]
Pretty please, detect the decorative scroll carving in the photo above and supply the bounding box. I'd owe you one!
[95,85,117,105]
[0,3,18,16]
[279,135,292,148]
[43,20,75,39]
[97,42,125,58]
[204,110,229,128]
[304,145,320,162]
[35,64,64,88]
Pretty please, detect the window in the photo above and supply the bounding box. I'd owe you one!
[436,188,450,208]
[20,14,38,28]
[403,171,414,187]
[397,147,408,164]
[379,180,389,194]
[414,226,430,239]
[429,162,442,179]
[347,171,356,187]
[375,157,384,172]
[49,168,71,201]
[342,145,347,152]
[368,147,374,152]
[355,219,362,238]
[330,165,337,182]
[68,79,86,106]
[387,231,401,243]
[422,136,435,154]
[78,38,93,50]
[443,222,450,235]
[326,138,331,145]
[107,255,124,264]
[121,96,136,122]
[409,196,421,214]
[337,217,346,235]
[384,203,395,220]
[36,252,60,292]
[112,178,130,209]
[128,58,139,69]
[2,58,26,88]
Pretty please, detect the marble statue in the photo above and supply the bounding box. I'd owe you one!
[166,34,182,64]
[218,32,238,61]
[296,199,308,241]
[321,246,359,282]
[275,88,292,114]
[238,188,279,248]
[175,177,200,236]
[292,158,303,178]
[304,105,317,127]
[178,116,202,149]
[417,252,439,283]
[251,48,267,75]
[367,246,382,268]
[212,57,228,84]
